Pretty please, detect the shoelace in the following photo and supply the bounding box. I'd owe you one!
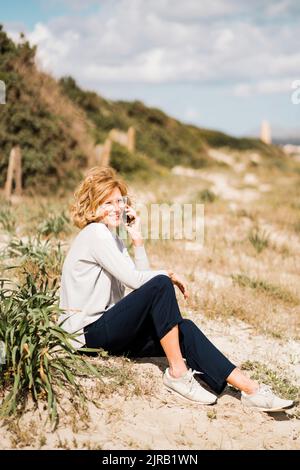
[259,384,273,395]
[185,369,203,394]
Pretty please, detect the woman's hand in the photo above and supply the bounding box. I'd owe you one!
[168,271,189,300]
[123,205,143,246]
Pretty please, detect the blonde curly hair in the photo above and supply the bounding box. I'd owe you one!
[70,166,128,229]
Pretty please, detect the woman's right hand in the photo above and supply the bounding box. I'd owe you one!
[167,271,189,300]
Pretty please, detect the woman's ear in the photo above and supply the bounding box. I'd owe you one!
[95,206,101,217]
[95,206,106,221]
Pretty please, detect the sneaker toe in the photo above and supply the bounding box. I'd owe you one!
[274,398,294,410]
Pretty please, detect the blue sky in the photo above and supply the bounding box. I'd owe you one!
[1,0,99,29]
[2,0,300,138]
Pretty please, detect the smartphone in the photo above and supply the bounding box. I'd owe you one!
[124,213,135,225]
[122,196,135,226]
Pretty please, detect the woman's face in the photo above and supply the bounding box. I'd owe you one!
[97,187,126,229]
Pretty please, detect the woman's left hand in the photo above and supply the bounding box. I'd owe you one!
[168,271,190,300]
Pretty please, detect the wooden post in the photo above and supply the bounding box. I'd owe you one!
[127,126,135,152]
[4,146,22,200]
[108,127,135,152]
[101,138,112,166]
[15,146,22,196]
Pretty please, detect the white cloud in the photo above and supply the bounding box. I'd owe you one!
[233,79,294,96]
[145,0,240,21]
[29,23,79,71]
[8,0,296,97]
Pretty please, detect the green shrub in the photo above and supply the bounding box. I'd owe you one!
[0,272,100,423]
[241,361,299,401]
[37,211,71,237]
[0,26,86,193]
[248,227,269,253]
[0,202,16,233]
[197,189,217,203]
[109,142,159,178]
[2,235,65,285]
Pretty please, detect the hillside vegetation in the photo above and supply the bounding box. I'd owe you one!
[60,76,284,170]
[0,26,98,193]
[0,25,285,194]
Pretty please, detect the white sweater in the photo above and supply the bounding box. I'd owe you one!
[59,222,167,348]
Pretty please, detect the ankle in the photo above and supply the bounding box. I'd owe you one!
[169,364,188,379]
[243,383,259,395]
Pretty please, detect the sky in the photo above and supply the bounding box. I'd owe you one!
[2,0,300,138]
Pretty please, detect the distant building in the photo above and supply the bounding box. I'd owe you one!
[260,120,272,144]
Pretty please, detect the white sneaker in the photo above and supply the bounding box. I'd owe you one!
[163,368,217,405]
[241,384,294,412]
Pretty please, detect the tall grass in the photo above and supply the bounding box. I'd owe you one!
[248,227,269,253]
[231,273,299,305]
[0,204,16,234]
[2,235,65,286]
[0,270,100,424]
[37,211,71,237]
[197,188,217,203]
[241,361,299,401]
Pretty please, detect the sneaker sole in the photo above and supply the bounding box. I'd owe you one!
[164,383,217,405]
[243,404,294,412]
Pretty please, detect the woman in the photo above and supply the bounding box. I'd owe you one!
[59,166,293,412]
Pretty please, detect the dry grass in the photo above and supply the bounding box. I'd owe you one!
[1,151,300,449]
[140,165,300,339]
[3,159,299,340]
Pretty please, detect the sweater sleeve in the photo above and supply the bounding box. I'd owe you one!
[90,224,168,289]
[132,245,150,270]
[121,240,150,271]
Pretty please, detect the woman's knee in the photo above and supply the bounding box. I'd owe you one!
[149,274,173,289]
[180,318,195,329]
[179,318,198,335]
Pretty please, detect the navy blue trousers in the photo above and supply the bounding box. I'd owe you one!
[84,274,236,394]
